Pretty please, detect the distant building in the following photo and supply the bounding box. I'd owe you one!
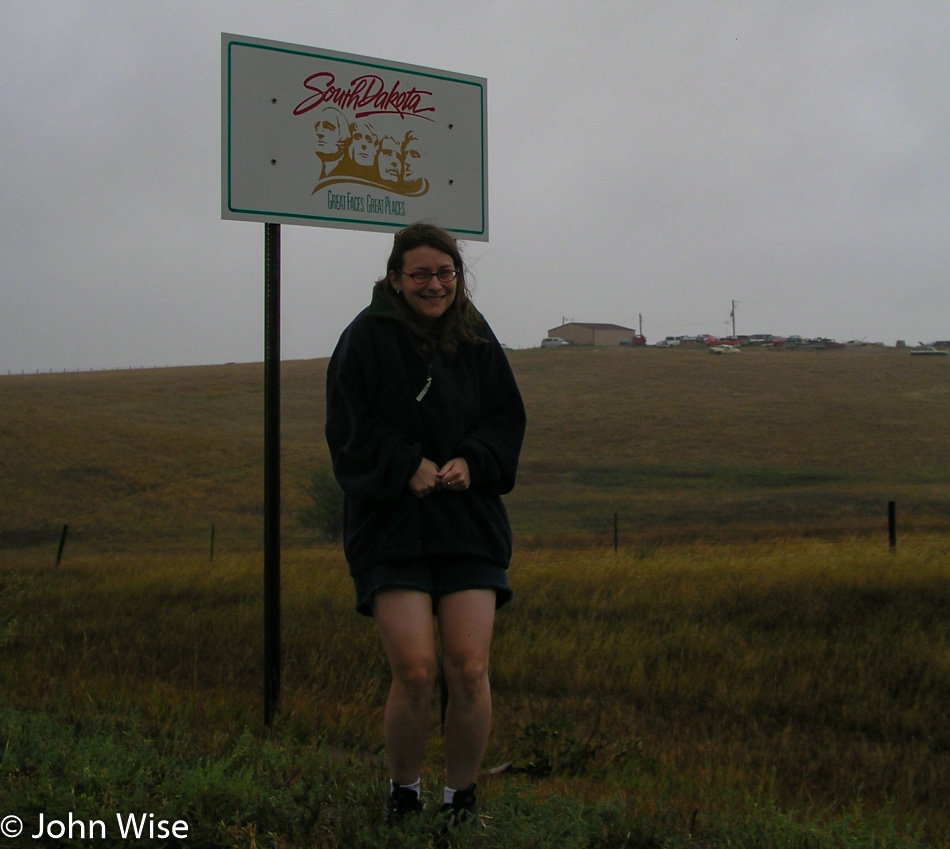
[547,322,639,347]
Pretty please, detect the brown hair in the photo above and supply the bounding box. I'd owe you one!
[375,222,485,356]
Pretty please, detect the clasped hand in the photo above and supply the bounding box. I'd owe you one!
[408,457,470,499]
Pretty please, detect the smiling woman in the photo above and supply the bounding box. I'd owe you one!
[392,245,459,326]
[377,223,487,358]
[324,221,526,828]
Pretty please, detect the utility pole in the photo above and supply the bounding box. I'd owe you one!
[730,300,737,337]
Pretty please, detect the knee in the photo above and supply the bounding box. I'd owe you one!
[393,657,437,703]
[444,655,489,704]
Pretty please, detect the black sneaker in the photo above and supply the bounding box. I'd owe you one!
[437,782,479,829]
[383,782,423,825]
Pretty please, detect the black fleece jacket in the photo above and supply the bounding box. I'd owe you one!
[325,289,526,576]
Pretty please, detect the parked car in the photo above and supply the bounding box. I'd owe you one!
[541,337,570,347]
[655,336,681,347]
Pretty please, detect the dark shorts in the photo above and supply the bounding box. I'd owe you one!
[353,556,513,617]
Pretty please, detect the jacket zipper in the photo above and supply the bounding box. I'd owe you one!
[416,363,433,402]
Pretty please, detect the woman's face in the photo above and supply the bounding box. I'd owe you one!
[393,245,458,326]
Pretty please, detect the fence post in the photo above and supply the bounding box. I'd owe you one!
[888,501,896,552]
[55,524,69,567]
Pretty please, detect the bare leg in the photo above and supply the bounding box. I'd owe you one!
[436,589,497,789]
[372,589,437,785]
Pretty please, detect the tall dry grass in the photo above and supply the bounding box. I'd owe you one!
[2,535,948,844]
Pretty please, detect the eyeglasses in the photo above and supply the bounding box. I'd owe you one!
[399,268,459,285]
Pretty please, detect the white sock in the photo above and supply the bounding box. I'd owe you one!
[391,778,421,797]
[443,786,457,805]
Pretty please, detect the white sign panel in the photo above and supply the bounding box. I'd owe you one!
[221,34,488,240]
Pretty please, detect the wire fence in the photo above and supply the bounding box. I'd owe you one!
[4,500,944,569]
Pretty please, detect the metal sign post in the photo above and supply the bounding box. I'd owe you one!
[263,222,281,725]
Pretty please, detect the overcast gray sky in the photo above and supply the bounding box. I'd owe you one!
[2,1,948,373]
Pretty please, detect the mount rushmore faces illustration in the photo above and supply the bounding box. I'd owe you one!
[311,106,429,198]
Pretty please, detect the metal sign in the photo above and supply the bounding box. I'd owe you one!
[221,33,489,240]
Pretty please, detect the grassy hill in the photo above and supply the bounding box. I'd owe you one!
[1,345,948,555]
[2,345,949,847]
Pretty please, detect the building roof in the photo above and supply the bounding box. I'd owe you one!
[551,322,636,332]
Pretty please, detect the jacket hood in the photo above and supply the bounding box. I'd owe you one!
[367,282,489,343]
[368,283,405,321]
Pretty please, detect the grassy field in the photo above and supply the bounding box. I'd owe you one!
[2,345,948,552]
[1,345,949,846]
